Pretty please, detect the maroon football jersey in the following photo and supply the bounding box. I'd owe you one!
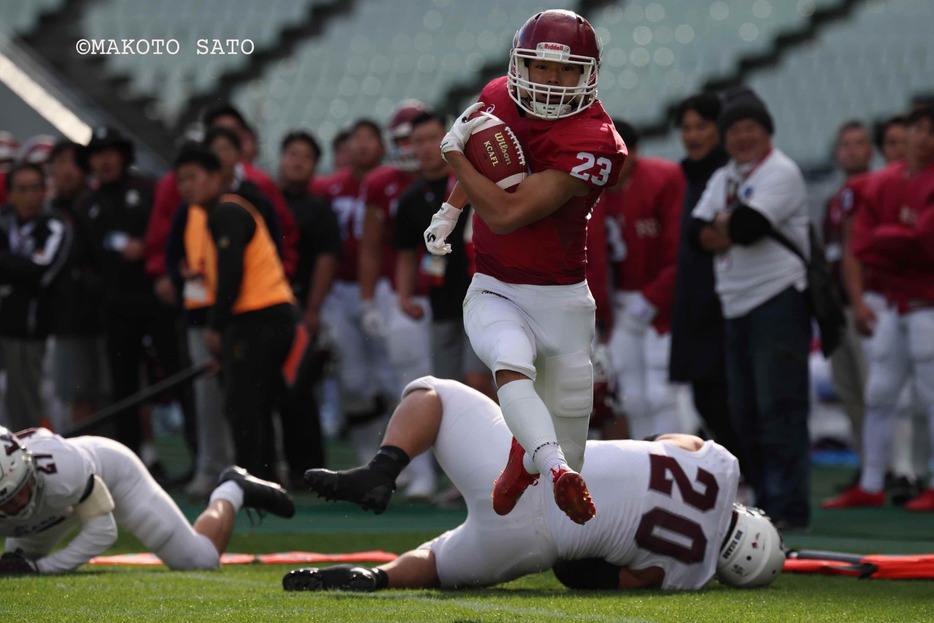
[470,77,627,286]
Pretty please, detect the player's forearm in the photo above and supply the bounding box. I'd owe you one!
[394,250,418,303]
[841,224,865,304]
[35,513,118,574]
[446,152,516,234]
[358,208,384,300]
[305,254,338,316]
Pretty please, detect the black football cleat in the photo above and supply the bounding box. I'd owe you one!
[282,565,382,592]
[218,466,295,518]
[303,466,395,514]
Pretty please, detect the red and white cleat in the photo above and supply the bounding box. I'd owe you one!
[552,467,596,525]
[491,437,539,516]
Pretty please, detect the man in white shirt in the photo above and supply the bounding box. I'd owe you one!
[294,376,784,591]
[0,427,294,574]
[690,86,812,531]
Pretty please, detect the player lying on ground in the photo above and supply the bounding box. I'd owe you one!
[294,377,784,591]
[0,426,294,574]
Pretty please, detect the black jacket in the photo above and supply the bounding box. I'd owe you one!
[51,192,104,336]
[78,173,157,314]
[0,205,72,338]
[669,145,730,383]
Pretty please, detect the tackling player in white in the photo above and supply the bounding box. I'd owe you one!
[294,377,784,591]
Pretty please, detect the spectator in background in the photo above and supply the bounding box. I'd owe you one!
[144,103,299,311]
[77,126,191,471]
[330,129,353,172]
[601,119,685,441]
[241,124,259,164]
[175,147,296,482]
[165,126,294,496]
[312,119,396,465]
[0,131,18,208]
[278,131,340,338]
[17,135,56,167]
[834,114,922,505]
[826,107,934,511]
[393,111,493,397]
[277,129,341,482]
[874,115,908,164]
[691,87,812,530]
[0,163,71,432]
[357,101,438,500]
[48,140,110,426]
[821,121,873,472]
[668,93,744,472]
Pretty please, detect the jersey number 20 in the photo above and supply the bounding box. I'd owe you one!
[635,455,719,564]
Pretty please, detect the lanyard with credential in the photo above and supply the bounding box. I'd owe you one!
[725,148,772,208]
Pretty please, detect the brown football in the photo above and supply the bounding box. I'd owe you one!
[464,112,528,192]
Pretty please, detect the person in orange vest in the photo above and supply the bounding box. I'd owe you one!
[174,146,297,482]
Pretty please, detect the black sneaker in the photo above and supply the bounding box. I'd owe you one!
[282,565,383,592]
[303,465,395,514]
[218,466,295,518]
[889,475,924,506]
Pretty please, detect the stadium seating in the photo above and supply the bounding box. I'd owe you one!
[78,0,324,124]
[231,0,552,171]
[642,0,933,168]
[0,0,65,36]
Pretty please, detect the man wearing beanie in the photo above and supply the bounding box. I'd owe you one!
[690,86,812,531]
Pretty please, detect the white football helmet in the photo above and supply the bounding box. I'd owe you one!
[507,10,601,120]
[716,504,785,588]
[0,427,41,520]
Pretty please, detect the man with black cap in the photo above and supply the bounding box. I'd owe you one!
[690,86,812,531]
[77,126,194,474]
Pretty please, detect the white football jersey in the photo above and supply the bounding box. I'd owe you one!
[404,376,740,590]
[547,439,740,590]
[0,428,93,541]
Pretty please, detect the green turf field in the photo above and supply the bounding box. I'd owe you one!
[3,439,933,622]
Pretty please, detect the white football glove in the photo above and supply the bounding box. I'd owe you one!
[424,202,462,256]
[440,102,487,159]
[360,299,386,339]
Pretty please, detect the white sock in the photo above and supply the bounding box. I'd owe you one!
[497,379,565,476]
[209,481,244,512]
[860,406,896,493]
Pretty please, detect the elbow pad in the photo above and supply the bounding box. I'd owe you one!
[727,204,773,245]
[76,475,116,521]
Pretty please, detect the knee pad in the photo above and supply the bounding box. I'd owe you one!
[534,351,593,419]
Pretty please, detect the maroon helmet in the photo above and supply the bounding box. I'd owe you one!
[386,99,431,171]
[508,10,601,120]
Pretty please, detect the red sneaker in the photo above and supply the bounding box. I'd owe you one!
[491,437,539,516]
[905,488,934,512]
[820,485,884,509]
[552,467,596,525]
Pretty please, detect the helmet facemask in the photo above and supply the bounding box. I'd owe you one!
[0,445,41,521]
[508,44,598,120]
